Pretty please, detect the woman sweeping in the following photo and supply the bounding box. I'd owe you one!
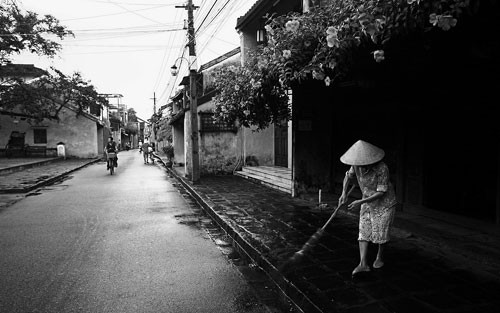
[338,140,397,276]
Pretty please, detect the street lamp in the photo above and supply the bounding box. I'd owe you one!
[170,65,179,76]
[170,56,191,77]
[169,55,199,183]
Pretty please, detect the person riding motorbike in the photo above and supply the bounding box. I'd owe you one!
[105,136,118,169]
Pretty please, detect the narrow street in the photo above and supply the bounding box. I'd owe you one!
[0,151,274,313]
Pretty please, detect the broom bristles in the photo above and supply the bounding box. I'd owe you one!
[299,228,324,253]
[278,228,326,273]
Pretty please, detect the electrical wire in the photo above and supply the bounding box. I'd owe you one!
[152,7,182,92]
[83,0,185,6]
[105,0,164,25]
[195,0,219,34]
[61,4,170,21]
[64,47,167,55]
[160,0,242,104]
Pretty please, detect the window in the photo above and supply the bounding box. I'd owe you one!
[199,112,237,133]
[33,128,47,144]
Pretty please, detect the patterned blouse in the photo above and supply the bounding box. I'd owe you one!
[346,161,397,211]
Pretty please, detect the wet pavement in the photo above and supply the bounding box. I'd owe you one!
[2,153,500,312]
[154,155,500,313]
[0,157,99,193]
[0,151,289,313]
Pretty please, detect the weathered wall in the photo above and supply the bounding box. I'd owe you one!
[46,109,98,158]
[97,125,104,155]
[197,101,239,175]
[243,126,274,166]
[199,131,238,175]
[0,115,31,147]
[1,109,99,158]
[183,111,191,177]
[172,121,185,164]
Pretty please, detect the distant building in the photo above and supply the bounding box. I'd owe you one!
[0,64,106,158]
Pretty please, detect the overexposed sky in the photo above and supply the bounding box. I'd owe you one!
[12,0,254,120]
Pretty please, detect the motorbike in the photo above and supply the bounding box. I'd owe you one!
[149,148,155,164]
[107,152,117,175]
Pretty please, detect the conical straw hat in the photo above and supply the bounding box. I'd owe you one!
[340,140,385,166]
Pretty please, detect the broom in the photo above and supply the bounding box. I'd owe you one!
[279,185,356,272]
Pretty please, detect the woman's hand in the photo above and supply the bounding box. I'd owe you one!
[338,194,348,206]
[347,199,363,211]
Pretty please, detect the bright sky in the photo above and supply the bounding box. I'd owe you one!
[12,0,254,120]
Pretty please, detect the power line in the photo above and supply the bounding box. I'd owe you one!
[61,4,170,21]
[65,48,167,55]
[72,23,182,32]
[157,0,245,104]
[83,0,185,6]
[106,0,164,25]
[152,7,183,92]
[63,43,185,48]
[195,0,219,34]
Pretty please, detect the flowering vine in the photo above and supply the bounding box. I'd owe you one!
[211,54,290,131]
[260,0,471,87]
[211,0,472,130]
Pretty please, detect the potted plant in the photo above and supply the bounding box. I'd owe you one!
[162,145,174,168]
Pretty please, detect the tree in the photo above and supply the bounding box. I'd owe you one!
[125,122,138,135]
[0,0,72,65]
[127,108,138,122]
[212,0,475,127]
[0,67,109,121]
[0,1,104,121]
[211,57,290,131]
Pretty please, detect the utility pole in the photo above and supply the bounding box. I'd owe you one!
[151,92,157,114]
[176,0,199,183]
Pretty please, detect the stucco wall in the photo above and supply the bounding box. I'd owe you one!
[183,113,191,176]
[172,122,185,164]
[243,126,274,166]
[0,115,31,148]
[0,109,99,158]
[199,131,238,175]
[46,110,98,158]
[198,101,239,175]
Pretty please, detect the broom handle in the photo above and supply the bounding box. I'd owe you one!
[320,185,356,231]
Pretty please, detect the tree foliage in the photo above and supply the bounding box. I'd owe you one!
[0,0,73,64]
[127,108,138,122]
[262,0,472,86]
[125,122,138,135]
[0,1,103,122]
[211,0,475,129]
[211,57,290,131]
[0,67,108,121]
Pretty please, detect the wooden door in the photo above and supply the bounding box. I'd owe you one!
[274,123,288,167]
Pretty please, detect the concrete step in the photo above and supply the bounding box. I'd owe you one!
[241,166,291,182]
[235,168,292,194]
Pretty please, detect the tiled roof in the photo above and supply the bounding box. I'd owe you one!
[199,47,240,72]
[0,64,47,78]
[235,0,268,30]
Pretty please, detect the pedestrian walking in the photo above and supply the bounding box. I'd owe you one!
[142,140,150,164]
[338,140,397,276]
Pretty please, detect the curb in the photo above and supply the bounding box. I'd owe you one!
[155,156,322,313]
[0,157,63,175]
[0,158,102,194]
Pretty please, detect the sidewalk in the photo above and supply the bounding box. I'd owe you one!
[0,157,101,194]
[156,156,500,313]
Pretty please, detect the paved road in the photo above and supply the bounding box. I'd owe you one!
[0,151,271,313]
